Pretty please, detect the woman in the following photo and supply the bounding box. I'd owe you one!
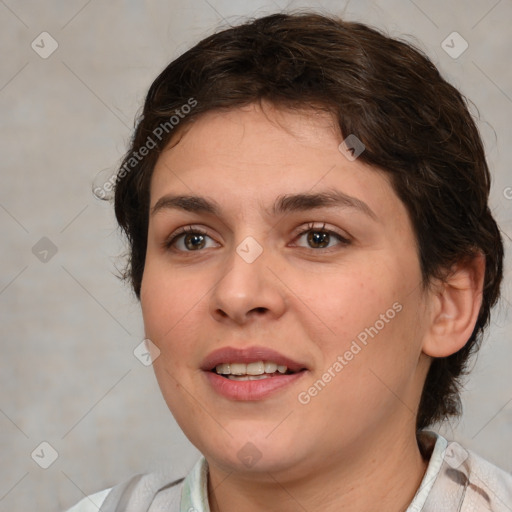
[71,12,511,511]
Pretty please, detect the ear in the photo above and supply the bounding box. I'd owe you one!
[422,252,486,358]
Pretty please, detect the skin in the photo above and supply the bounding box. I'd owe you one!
[140,101,484,512]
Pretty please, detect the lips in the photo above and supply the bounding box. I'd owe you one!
[201,346,309,400]
[201,346,308,374]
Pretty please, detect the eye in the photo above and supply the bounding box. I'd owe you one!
[292,222,350,250]
[163,226,218,252]
[163,223,350,253]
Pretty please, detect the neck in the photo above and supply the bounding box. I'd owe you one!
[207,427,429,512]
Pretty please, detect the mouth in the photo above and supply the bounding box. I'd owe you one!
[211,360,301,381]
[201,346,308,400]
[201,345,308,374]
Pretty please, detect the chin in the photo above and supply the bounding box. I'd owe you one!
[210,449,300,476]
[200,431,305,475]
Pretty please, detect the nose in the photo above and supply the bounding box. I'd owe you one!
[209,241,287,325]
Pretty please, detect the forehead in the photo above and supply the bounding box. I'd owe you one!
[149,103,401,221]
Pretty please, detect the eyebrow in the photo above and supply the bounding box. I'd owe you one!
[150,189,377,221]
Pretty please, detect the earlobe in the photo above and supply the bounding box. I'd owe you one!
[422,252,486,358]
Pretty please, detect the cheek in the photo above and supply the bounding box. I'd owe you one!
[140,267,206,418]
[297,258,422,387]
[316,294,424,415]
[290,261,403,346]
[141,256,199,321]
[140,263,205,360]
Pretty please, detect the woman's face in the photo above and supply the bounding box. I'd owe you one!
[140,102,432,478]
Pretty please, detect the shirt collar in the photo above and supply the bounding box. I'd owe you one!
[180,452,210,512]
[406,430,448,511]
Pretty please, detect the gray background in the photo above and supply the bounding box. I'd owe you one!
[1,0,511,510]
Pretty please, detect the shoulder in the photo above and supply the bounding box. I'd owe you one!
[64,488,111,511]
[415,431,512,511]
[464,446,512,508]
[432,435,512,511]
[63,470,186,511]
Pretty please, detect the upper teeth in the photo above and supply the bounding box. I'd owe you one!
[215,361,288,375]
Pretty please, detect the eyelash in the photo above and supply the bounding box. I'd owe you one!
[162,223,351,253]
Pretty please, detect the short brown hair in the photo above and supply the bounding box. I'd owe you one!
[110,12,504,430]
